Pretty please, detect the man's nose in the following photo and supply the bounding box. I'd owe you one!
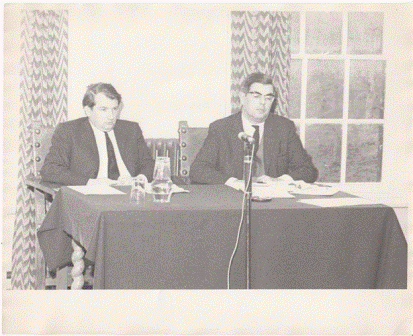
[107,109,116,119]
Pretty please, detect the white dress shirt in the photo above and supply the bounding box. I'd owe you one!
[89,122,131,179]
[241,114,265,142]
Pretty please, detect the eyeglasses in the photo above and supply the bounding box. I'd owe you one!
[247,91,275,102]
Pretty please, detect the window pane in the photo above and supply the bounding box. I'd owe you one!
[349,60,385,119]
[289,59,302,118]
[348,12,383,55]
[307,60,344,118]
[305,124,342,182]
[346,124,383,182]
[290,12,300,54]
[305,12,342,54]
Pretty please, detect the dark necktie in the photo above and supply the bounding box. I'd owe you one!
[105,132,120,180]
[252,125,260,156]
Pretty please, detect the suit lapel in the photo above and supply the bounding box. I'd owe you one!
[263,114,281,175]
[80,118,99,173]
[113,121,133,174]
[113,122,125,159]
[229,113,245,178]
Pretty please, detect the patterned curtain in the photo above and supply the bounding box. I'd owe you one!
[231,11,291,117]
[11,10,68,289]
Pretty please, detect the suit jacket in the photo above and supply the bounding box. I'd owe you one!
[40,117,155,185]
[189,112,318,184]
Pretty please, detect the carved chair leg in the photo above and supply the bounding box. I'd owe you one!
[70,240,85,290]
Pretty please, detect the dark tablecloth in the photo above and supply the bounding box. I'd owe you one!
[37,184,407,289]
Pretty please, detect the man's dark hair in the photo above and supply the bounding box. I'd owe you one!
[240,72,275,92]
[241,72,278,112]
[82,83,122,108]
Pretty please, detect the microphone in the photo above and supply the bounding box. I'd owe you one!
[238,132,256,144]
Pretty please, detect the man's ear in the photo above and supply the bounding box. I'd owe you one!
[118,101,124,112]
[84,106,92,117]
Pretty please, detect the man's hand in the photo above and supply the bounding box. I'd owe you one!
[86,178,117,186]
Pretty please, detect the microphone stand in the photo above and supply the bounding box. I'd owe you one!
[243,142,253,289]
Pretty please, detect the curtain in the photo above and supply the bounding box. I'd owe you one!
[231,11,291,117]
[11,10,68,289]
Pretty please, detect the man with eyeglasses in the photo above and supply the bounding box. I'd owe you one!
[41,83,154,186]
[190,72,318,185]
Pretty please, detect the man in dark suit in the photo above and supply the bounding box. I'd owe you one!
[190,72,318,185]
[41,83,154,186]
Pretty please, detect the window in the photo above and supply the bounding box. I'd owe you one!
[289,11,385,183]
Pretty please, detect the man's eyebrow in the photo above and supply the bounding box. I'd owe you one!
[250,91,275,96]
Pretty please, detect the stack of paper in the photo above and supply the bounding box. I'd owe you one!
[287,182,339,196]
[253,183,294,199]
[68,185,126,195]
[225,179,294,199]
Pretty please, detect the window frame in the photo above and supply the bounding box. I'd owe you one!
[290,10,391,191]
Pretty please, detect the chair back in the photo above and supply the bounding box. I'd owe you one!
[178,121,208,180]
[145,138,179,177]
[31,121,56,177]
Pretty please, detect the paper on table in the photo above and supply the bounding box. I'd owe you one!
[298,197,381,207]
[171,184,190,194]
[68,185,126,195]
[225,179,294,198]
[288,185,339,196]
[253,183,295,199]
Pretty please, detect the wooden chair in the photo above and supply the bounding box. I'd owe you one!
[26,122,180,289]
[26,121,62,289]
[177,121,208,184]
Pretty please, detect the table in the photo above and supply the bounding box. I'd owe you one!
[37,184,407,289]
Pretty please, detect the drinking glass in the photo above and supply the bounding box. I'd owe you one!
[151,156,173,203]
[130,175,147,204]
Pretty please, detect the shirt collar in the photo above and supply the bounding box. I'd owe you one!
[89,120,114,136]
[241,114,265,137]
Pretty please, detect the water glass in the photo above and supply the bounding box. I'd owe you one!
[151,156,173,203]
[130,175,147,204]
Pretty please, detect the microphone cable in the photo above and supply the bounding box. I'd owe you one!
[226,144,255,289]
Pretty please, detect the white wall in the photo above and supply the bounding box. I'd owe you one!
[68,4,232,138]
